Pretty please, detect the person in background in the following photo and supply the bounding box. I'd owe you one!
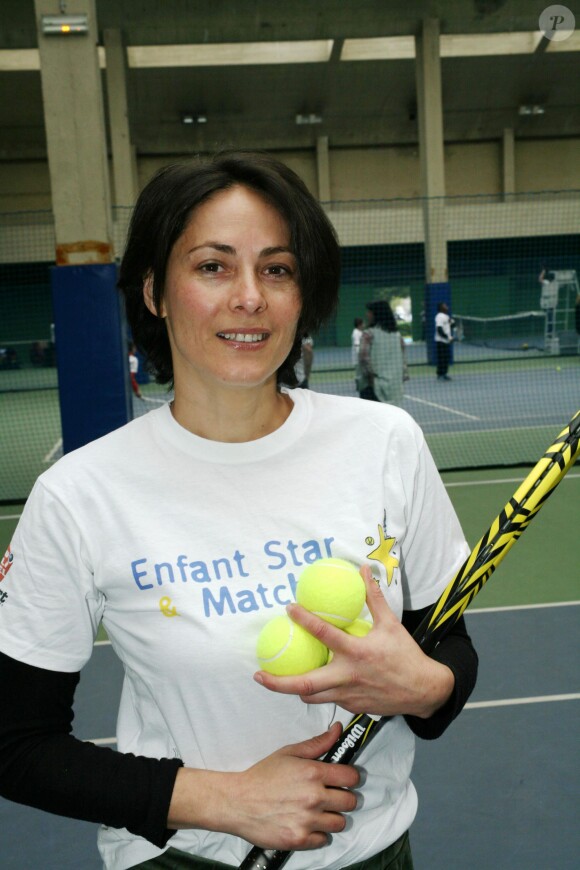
[434,301,454,381]
[351,317,364,365]
[0,151,477,870]
[128,341,143,399]
[357,300,404,405]
[538,267,558,342]
[295,332,314,388]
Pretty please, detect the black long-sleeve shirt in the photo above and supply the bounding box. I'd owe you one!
[0,607,477,846]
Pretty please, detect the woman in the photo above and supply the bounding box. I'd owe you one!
[0,152,477,870]
[357,300,404,404]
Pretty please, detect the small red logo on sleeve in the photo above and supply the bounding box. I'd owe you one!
[0,546,13,581]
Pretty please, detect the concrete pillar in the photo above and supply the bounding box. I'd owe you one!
[502,127,516,199]
[34,0,113,264]
[104,28,137,207]
[316,135,331,202]
[35,1,130,451]
[415,18,447,284]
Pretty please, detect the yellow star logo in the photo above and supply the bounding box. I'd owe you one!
[366,525,399,586]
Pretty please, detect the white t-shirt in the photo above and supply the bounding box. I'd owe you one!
[434,311,453,343]
[0,390,469,870]
[351,327,363,363]
[540,278,559,310]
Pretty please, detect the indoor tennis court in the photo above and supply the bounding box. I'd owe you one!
[1,2,579,869]
[1,466,578,869]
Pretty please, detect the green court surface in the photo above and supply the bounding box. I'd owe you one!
[2,467,578,628]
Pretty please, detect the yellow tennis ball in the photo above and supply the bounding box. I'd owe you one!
[344,618,373,638]
[297,557,365,628]
[327,618,373,662]
[256,615,328,676]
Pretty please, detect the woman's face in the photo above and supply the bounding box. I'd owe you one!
[146,185,302,395]
[365,308,375,327]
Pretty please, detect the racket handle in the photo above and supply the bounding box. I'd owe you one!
[238,847,290,870]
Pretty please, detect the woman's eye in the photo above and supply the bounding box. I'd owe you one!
[199,262,222,273]
[266,264,291,277]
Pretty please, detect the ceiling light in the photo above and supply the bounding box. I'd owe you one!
[180,113,208,125]
[341,31,545,61]
[129,40,333,68]
[295,113,323,125]
[341,36,414,61]
[519,104,545,116]
[545,30,580,51]
[41,14,88,35]
[441,32,542,56]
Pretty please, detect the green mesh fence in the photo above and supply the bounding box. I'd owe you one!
[1,192,579,502]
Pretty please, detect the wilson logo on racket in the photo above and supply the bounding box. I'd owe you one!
[0,546,13,582]
[330,722,368,762]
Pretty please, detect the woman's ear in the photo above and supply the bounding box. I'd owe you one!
[143,274,165,318]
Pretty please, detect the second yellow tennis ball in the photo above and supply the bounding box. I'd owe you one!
[327,618,372,662]
[344,618,373,638]
[297,557,365,628]
[256,615,328,676]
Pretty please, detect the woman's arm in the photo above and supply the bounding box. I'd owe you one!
[0,651,181,847]
[401,606,478,739]
[0,651,360,853]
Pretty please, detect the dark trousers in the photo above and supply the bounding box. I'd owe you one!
[436,342,451,377]
[134,830,413,870]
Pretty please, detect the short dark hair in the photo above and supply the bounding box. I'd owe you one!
[118,151,341,386]
[365,300,398,332]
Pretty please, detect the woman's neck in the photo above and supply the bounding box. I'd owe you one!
[170,381,294,443]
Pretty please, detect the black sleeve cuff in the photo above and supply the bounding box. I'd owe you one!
[401,609,479,740]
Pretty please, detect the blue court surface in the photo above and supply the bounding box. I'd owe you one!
[1,603,578,869]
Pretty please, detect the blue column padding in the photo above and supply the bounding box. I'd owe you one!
[425,281,453,366]
[51,263,132,454]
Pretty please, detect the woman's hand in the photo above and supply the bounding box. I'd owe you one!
[254,566,454,719]
[167,722,360,850]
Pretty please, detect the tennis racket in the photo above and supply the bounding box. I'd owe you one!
[239,410,580,870]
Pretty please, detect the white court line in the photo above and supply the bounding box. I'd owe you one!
[43,438,62,463]
[91,601,580,650]
[468,600,580,614]
[436,422,573,436]
[0,514,22,521]
[445,473,580,487]
[85,693,580,745]
[466,693,580,709]
[403,394,480,420]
